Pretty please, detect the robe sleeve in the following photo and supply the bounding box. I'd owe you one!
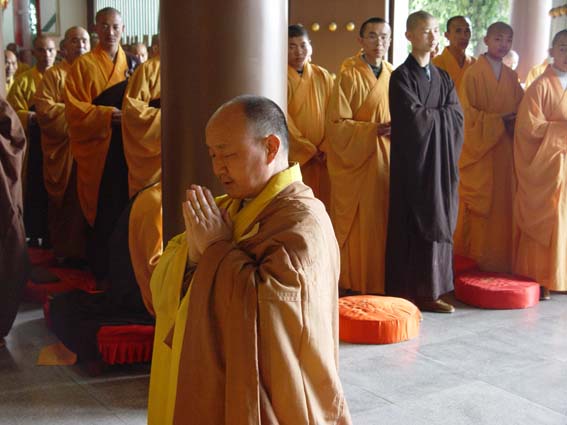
[7,77,31,132]
[35,70,66,139]
[287,113,318,165]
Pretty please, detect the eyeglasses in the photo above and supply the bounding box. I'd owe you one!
[363,34,391,43]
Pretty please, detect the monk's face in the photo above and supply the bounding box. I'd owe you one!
[550,35,567,72]
[132,44,148,63]
[406,18,440,55]
[65,28,90,63]
[288,35,311,71]
[206,105,275,199]
[484,30,513,61]
[5,51,17,80]
[33,37,57,71]
[96,11,125,51]
[358,22,391,63]
[445,18,471,52]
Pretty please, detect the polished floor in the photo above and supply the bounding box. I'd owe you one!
[1,292,566,425]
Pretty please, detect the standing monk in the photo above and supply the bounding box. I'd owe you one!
[35,26,90,263]
[147,95,351,424]
[513,30,567,300]
[456,22,523,272]
[432,16,476,95]
[64,7,133,281]
[386,11,463,313]
[287,24,333,206]
[122,35,161,198]
[327,17,392,294]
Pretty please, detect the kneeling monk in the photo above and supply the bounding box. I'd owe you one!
[148,95,351,424]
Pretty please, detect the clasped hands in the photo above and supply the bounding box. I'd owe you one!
[182,185,233,264]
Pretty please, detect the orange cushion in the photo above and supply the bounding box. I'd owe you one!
[339,295,421,344]
[455,271,540,309]
[454,255,479,276]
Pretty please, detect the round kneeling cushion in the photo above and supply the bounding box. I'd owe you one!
[454,255,479,276]
[97,325,155,365]
[455,271,540,309]
[339,295,421,344]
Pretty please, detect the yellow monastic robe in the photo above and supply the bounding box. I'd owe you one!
[15,61,30,77]
[7,67,44,131]
[6,79,14,95]
[340,49,363,73]
[64,45,129,226]
[128,182,163,315]
[327,56,392,294]
[513,65,567,291]
[148,164,350,424]
[524,60,548,88]
[122,56,161,198]
[432,47,476,95]
[456,55,524,272]
[287,62,333,206]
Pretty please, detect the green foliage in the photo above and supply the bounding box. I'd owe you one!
[409,0,511,55]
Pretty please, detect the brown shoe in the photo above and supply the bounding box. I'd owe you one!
[540,286,551,301]
[417,299,455,314]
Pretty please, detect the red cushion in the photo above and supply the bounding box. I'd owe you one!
[24,268,97,303]
[28,247,57,267]
[455,271,540,309]
[97,325,155,365]
[454,255,479,276]
[339,295,421,344]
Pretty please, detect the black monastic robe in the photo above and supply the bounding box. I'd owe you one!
[385,54,463,300]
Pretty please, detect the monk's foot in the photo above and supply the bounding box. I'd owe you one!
[540,286,551,301]
[417,298,455,314]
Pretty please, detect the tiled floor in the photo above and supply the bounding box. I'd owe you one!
[1,293,566,425]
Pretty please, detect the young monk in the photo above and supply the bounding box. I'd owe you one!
[287,24,333,206]
[525,58,550,88]
[326,17,393,295]
[513,30,567,300]
[386,11,463,313]
[456,22,524,272]
[432,16,476,94]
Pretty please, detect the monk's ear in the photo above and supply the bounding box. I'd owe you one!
[483,35,489,46]
[264,134,280,164]
[405,31,412,42]
[357,36,364,47]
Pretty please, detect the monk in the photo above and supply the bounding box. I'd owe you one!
[0,97,28,344]
[513,30,567,300]
[6,43,30,77]
[456,22,524,273]
[64,7,135,281]
[35,26,90,263]
[386,11,463,313]
[122,35,161,198]
[147,95,351,424]
[287,24,333,206]
[525,58,550,88]
[130,42,148,64]
[326,17,392,295]
[8,35,57,246]
[5,50,18,94]
[432,16,476,94]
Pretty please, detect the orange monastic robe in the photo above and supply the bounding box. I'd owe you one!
[524,60,548,88]
[433,48,476,96]
[456,55,524,272]
[122,56,161,198]
[513,66,567,291]
[64,45,129,226]
[327,56,392,294]
[287,62,333,206]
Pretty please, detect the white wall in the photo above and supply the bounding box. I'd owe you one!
[2,1,15,45]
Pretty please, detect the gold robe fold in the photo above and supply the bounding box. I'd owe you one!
[122,56,161,198]
[63,44,129,226]
[148,164,350,425]
[327,56,392,294]
[287,62,333,206]
[456,55,524,272]
[432,48,476,96]
[525,60,548,88]
[513,65,567,291]
[7,67,43,132]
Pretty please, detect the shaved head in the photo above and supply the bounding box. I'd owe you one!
[32,35,57,71]
[95,7,121,21]
[552,29,567,47]
[64,26,90,63]
[486,22,513,37]
[407,10,436,32]
[5,50,18,80]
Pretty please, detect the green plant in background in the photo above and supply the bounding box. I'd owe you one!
[409,0,511,56]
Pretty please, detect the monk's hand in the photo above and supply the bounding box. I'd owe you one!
[111,108,122,124]
[186,185,233,254]
[182,195,201,264]
[377,122,391,137]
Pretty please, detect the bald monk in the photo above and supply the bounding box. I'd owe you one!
[5,51,18,94]
[456,22,524,272]
[147,95,351,424]
[6,43,30,77]
[513,30,567,300]
[0,97,29,344]
[130,42,148,64]
[525,58,550,88]
[8,35,57,246]
[64,7,136,281]
[432,16,476,94]
[386,11,463,313]
[35,27,90,263]
[326,17,392,295]
[122,35,161,198]
[287,24,333,206]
